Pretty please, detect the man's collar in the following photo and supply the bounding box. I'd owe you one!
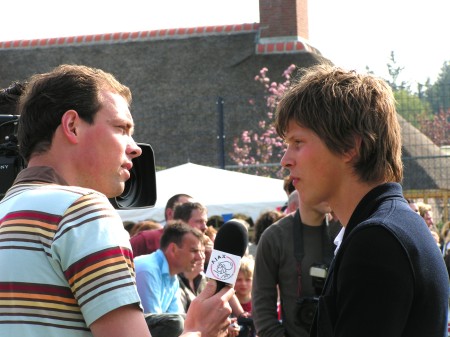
[13,166,69,186]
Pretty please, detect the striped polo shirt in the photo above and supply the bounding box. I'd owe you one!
[0,166,142,337]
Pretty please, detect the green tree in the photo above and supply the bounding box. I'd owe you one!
[386,51,409,91]
[383,51,433,127]
[394,89,432,128]
[411,61,450,146]
[424,61,450,113]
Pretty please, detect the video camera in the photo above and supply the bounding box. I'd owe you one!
[0,114,157,209]
[236,316,256,337]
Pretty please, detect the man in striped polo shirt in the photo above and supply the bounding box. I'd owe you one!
[0,65,234,337]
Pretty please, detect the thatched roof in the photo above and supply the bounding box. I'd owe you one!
[0,25,328,169]
[0,24,447,191]
[399,114,450,190]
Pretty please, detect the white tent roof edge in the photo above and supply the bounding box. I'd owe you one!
[118,162,287,223]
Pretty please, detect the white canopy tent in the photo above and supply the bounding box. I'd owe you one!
[118,163,287,223]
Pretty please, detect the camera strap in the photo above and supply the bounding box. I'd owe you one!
[292,210,334,297]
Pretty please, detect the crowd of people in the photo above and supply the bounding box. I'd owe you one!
[126,194,260,337]
[122,172,345,337]
[0,63,448,337]
[125,188,450,337]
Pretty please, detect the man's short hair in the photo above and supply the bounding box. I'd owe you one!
[206,215,224,229]
[164,193,193,219]
[417,201,432,217]
[160,221,204,250]
[275,64,403,184]
[173,201,207,223]
[17,64,131,161]
[239,255,255,278]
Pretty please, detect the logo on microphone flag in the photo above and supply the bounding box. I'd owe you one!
[206,249,242,286]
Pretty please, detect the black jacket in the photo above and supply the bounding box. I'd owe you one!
[311,183,449,337]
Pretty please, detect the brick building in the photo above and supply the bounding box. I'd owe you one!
[0,0,329,169]
[0,0,448,196]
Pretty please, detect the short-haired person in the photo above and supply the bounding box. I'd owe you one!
[417,201,435,229]
[275,64,448,336]
[135,222,205,337]
[130,193,193,257]
[164,193,194,225]
[178,239,207,313]
[0,65,234,337]
[129,219,162,237]
[406,198,419,214]
[252,195,333,337]
[253,210,284,246]
[234,255,256,337]
[416,201,442,248]
[234,255,255,315]
[173,201,208,233]
[173,201,212,266]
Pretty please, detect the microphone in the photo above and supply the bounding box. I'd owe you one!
[205,219,249,292]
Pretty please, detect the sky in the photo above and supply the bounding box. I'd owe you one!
[0,0,448,87]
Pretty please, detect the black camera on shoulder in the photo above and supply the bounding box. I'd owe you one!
[0,115,25,198]
[296,263,329,330]
[108,142,157,209]
[0,114,157,209]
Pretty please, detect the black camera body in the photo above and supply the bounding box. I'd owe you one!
[296,296,319,330]
[236,316,256,337]
[0,115,25,198]
[296,263,329,330]
[108,142,157,209]
[0,114,157,209]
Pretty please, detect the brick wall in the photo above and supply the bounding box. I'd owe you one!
[259,0,308,39]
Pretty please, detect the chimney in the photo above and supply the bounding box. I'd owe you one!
[257,0,317,54]
[259,0,308,40]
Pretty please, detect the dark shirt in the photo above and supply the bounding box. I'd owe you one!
[253,212,332,337]
[178,272,207,312]
[311,183,449,337]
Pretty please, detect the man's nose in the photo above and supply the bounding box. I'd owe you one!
[280,147,293,169]
[195,251,203,261]
[128,138,142,159]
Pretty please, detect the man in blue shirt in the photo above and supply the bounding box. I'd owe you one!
[135,221,204,337]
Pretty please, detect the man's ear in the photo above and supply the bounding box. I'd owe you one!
[343,135,362,163]
[167,242,178,257]
[165,209,174,222]
[60,110,80,144]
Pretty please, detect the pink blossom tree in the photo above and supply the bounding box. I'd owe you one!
[229,64,296,177]
[418,107,450,147]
